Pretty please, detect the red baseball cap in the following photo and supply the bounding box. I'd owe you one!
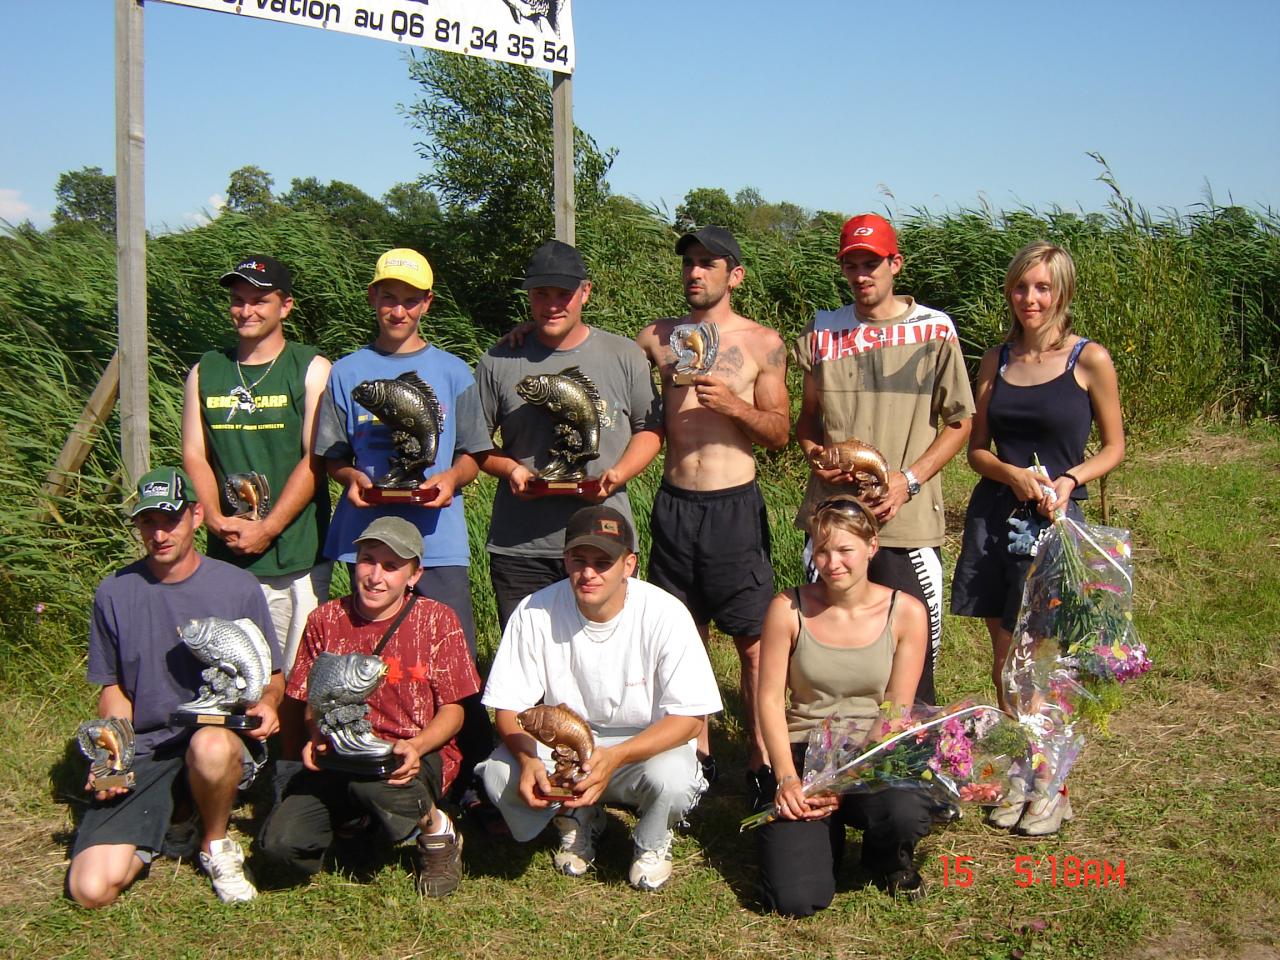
[837,214,899,260]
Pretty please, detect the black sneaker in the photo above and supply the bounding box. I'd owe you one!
[697,752,719,786]
[745,766,776,812]
[872,867,927,902]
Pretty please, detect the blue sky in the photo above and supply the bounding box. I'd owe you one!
[3,0,1277,231]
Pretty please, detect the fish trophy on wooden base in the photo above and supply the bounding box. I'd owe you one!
[517,703,595,800]
[76,717,137,791]
[352,373,443,506]
[816,437,891,502]
[669,320,720,386]
[308,652,400,778]
[169,617,272,730]
[224,471,271,520]
[516,366,604,498]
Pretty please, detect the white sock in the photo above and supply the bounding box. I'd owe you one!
[426,809,454,838]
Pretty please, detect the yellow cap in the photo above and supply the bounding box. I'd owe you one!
[370,248,433,291]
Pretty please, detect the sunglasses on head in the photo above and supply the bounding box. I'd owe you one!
[814,496,879,528]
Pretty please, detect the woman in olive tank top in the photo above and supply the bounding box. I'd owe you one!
[755,497,931,915]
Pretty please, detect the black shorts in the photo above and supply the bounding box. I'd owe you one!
[647,479,774,638]
[951,481,1084,631]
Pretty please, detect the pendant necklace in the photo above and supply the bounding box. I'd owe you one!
[226,351,280,421]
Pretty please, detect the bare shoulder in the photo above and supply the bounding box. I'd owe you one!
[893,590,928,629]
[636,317,679,356]
[1077,338,1115,371]
[732,316,787,367]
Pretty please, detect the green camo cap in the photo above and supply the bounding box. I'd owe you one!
[130,466,195,517]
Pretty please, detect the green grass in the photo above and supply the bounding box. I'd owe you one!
[3,422,1278,959]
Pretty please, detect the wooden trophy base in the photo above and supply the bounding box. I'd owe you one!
[364,485,440,506]
[317,752,401,779]
[90,772,136,791]
[170,711,262,730]
[672,372,700,386]
[535,783,577,801]
[526,477,601,498]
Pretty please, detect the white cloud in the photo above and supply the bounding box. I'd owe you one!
[209,193,226,211]
[181,194,226,228]
[0,188,36,224]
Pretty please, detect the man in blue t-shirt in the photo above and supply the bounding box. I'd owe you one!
[66,467,284,908]
[315,248,494,794]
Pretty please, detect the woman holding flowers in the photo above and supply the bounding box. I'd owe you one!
[756,497,931,915]
[950,241,1125,833]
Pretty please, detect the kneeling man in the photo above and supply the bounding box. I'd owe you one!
[67,467,283,908]
[477,506,722,891]
[258,517,479,897]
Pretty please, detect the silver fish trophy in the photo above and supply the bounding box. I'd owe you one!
[669,320,720,386]
[223,471,271,520]
[307,652,399,777]
[352,372,444,505]
[76,717,137,791]
[170,617,273,730]
[516,366,604,497]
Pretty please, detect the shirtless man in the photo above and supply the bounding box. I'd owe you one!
[634,226,789,805]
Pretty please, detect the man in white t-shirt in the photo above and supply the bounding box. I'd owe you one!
[476,506,722,891]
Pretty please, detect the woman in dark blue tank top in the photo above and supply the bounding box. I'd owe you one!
[950,242,1125,831]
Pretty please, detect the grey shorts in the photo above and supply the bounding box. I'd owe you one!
[71,735,266,862]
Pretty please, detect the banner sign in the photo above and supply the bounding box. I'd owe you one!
[155,0,575,72]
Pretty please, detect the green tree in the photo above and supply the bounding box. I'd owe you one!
[279,177,392,241]
[402,51,615,327]
[674,187,741,234]
[52,166,116,233]
[225,165,276,216]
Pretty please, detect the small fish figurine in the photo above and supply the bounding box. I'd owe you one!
[669,320,720,385]
[517,703,595,788]
[223,471,271,520]
[172,617,273,715]
[816,438,891,501]
[306,652,393,760]
[516,366,604,481]
[76,717,136,790]
[352,372,444,488]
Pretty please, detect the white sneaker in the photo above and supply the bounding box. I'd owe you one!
[551,805,604,877]
[628,832,674,892]
[198,837,258,903]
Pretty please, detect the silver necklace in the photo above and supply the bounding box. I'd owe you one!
[575,584,627,643]
[226,352,280,421]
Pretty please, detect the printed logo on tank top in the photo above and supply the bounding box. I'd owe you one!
[809,312,957,366]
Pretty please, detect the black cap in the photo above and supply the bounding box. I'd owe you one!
[563,506,635,562]
[219,254,293,295]
[676,226,742,263]
[521,240,588,291]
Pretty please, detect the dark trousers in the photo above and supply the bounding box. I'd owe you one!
[344,563,493,790]
[258,751,444,876]
[488,553,566,631]
[756,747,932,917]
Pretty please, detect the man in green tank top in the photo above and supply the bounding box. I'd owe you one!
[181,254,333,780]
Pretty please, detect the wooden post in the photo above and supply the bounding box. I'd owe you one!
[552,71,574,245]
[116,0,150,489]
[42,352,122,501]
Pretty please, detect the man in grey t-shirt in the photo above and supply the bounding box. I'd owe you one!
[475,240,663,628]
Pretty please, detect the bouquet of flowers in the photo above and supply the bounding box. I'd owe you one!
[740,703,1032,830]
[1004,511,1150,731]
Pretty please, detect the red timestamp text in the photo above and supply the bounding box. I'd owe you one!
[936,855,1126,888]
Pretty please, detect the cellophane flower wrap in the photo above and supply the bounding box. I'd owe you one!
[1001,513,1150,796]
[740,703,1032,830]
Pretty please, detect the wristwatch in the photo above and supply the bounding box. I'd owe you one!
[903,469,921,500]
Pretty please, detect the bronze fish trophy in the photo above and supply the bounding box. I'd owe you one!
[170,617,273,730]
[352,372,444,505]
[223,471,271,520]
[517,703,595,799]
[516,366,604,497]
[669,320,720,386]
[307,652,399,777]
[76,717,136,791]
[816,437,891,501]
